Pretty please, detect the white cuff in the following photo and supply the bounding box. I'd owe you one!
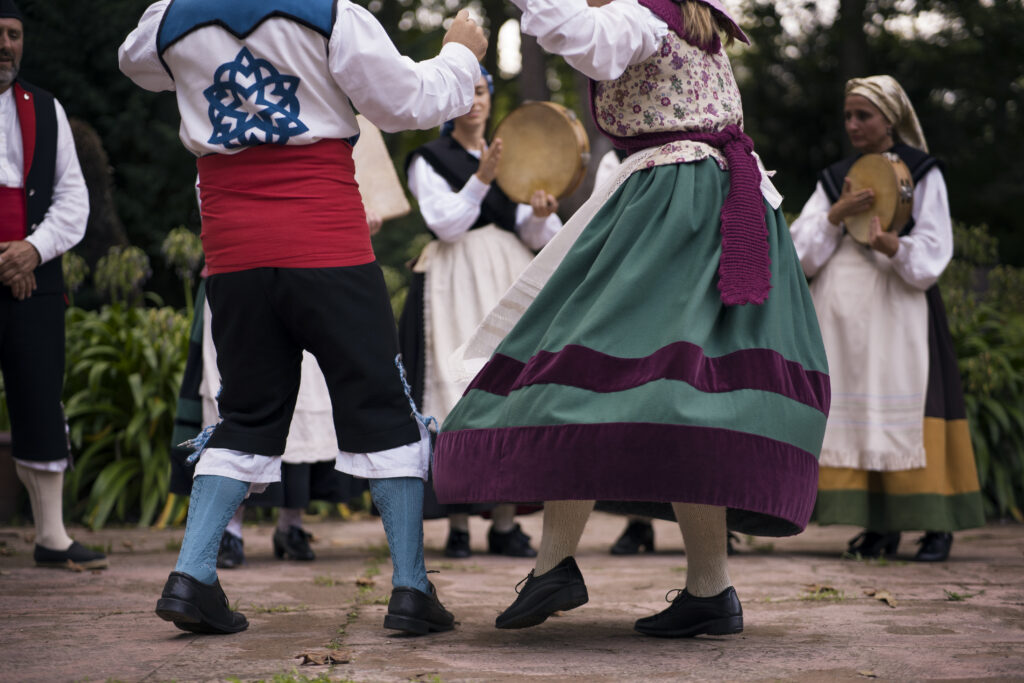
[334,423,431,481]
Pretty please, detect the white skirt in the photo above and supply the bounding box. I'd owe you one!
[812,236,928,471]
[415,226,536,424]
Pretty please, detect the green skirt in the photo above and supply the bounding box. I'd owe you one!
[435,160,830,536]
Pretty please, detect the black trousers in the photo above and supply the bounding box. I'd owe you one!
[204,264,420,456]
[0,289,68,462]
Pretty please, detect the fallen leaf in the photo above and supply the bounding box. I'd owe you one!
[0,547,10,556]
[355,576,375,587]
[295,650,350,666]
[66,559,85,573]
[864,589,897,608]
[23,532,35,543]
[805,583,838,595]
[122,540,135,550]
[857,670,878,678]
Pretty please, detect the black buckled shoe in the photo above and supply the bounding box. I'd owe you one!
[155,571,248,634]
[495,556,589,629]
[273,525,315,561]
[217,532,245,569]
[488,523,538,557]
[913,531,953,562]
[634,586,743,638]
[444,528,471,558]
[610,520,655,555]
[846,530,901,558]
[383,583,455,635]
[34,541,108,570]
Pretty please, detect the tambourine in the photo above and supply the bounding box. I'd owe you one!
[845,152,914,244]
[492,101,590,204]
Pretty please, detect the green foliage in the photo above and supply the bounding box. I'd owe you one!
[160,226,204,317]
[941,224,1024,521]
[62,251,90,306]
[62,303,190,529]
[94,245,152,306]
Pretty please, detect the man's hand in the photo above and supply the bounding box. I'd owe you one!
[868,215,899,257]
[530,190,558,218]
[8,271,36,300]
[827,177,875,226]
[0,240,41,285]
[475,138,502,185]
[443,9,488,62]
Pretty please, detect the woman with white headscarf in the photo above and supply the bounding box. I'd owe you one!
[790,75,984,562]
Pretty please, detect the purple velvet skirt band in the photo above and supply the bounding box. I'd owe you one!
[434,421,820,536]
[465,343,830,416]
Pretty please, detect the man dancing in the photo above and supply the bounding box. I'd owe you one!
[119,0,486,636]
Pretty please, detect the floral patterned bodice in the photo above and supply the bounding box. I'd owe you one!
[592,30,744,171]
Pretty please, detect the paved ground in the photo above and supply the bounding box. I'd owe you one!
[1,511,1023,682]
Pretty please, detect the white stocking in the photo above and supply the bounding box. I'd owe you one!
[672,502,731,597]
[15,463,73,551]
[535,500,594,575]
[490,503,517,533]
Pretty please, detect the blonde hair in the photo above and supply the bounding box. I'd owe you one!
[680,1,740,49]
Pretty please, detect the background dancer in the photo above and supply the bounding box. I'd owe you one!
[0,0,104,571]
[434,0,829,637]
[789,75,984,562]
[119,0,486,636]
[401,66,560,559]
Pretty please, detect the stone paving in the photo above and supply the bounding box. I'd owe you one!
[1,512,1022,682]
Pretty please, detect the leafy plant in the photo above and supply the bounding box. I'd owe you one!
[941,223,1024,521]
[160,226,204,318]
[62,303,190,529]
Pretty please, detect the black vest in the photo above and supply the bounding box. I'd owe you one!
[16,80,63,294]
[405,136,518,237]
[819,143,943,237]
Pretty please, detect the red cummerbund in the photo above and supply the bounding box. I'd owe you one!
[197,139,373,275]
[0,186,27,242]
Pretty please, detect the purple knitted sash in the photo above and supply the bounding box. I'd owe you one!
[590,110,771,305]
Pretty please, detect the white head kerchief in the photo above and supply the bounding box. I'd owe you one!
[845,75,928,153]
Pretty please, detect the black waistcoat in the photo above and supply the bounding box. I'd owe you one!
[15,79,63,294]
[819,143,943,236]
[405,136,518,237]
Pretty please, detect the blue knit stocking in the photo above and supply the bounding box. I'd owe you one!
[369,477,429,593]
[175,475,249,585]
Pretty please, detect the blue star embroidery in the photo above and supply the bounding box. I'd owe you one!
[204,47,309,149]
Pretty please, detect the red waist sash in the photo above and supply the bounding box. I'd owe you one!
[0,187,27,242]
[197,139,373,275]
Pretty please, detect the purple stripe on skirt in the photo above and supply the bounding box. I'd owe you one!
[465,343,830,415]
[434,422,820,535]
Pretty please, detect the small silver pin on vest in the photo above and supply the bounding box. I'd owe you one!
[28,189,35,196]
[23,93,29,100]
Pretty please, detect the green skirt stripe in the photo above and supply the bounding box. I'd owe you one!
[454,381,826,456]
[814,489,986,532]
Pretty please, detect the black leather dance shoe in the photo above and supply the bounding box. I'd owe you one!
[155,571,248,634]
[34,541,108,570]
[488,523,538,557]
[216,532,245,569]
[610,520,655,555]
[273,525,315,561]
[913,531,953,562]
[495,556,589,629]
[383,583,455,635]
[444,528,471,558]
[846,530,901,558]
[634,586,743,638]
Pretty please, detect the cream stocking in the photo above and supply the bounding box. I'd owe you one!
[15,463,73,551]
[490,503,517,533]
[535,500,594,575]
[672,502,731,597]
